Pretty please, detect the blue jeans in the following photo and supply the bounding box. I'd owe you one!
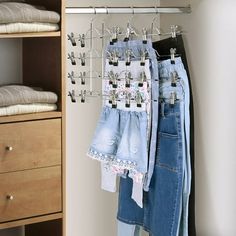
[117,102,184,236]
[158,58,191,236]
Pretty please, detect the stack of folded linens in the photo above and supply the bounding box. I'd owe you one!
[0,0,60,34]
[0,85,58,116]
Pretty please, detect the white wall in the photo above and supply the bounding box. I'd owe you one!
[0,39,22,85]
[160,0,236,235]
[66,1,157,236]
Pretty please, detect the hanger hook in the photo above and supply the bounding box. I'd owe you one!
[106,6,108,14]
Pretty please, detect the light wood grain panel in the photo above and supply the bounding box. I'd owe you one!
[0,119,61,173]
[0,32,60,39]
[0,213,62,230]
[0,166,62,223]
[0,111,62,124]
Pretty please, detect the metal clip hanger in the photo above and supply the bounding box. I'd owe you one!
[67,32,76,46]
[125,92,131,108]
[170,48,176,64]
[135,91,143,108]
[79,72,86,85]
[171,71,179,87]
[125,72,133,88]
[68,71,76,84]
[68,90,76,103]
[140,49,148,66]
[67,52,76,65]
[138,71,147,87]
[78,33,85,47]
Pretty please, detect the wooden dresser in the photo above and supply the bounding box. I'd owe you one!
[0,0,65,235]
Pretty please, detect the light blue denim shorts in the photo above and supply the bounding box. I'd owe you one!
[87,106,148,174]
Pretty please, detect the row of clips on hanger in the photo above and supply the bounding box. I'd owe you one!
[67,47,179,66]
[67,25,181,48]
[68,89,179,107]
[68,70,150,88]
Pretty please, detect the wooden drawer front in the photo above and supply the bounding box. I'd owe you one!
[0,166,61,223]
[0,119,61,173]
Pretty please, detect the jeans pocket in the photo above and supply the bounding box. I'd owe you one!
[156,132,180,172]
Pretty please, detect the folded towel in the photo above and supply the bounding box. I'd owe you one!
[0,85,58,107]
[0,2,60,24]
[0,22,59,33]
[0,103,57,116]
[0,0,25,2]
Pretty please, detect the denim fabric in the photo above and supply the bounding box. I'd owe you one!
[117,102,184,236]
[153,36,196,236]
[158,58,191,236]
[88,106,148,173]
[107,39,159,192]
[117,220,141,236]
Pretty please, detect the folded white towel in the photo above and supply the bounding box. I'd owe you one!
[0,22,59,33]
[0,103,57,116]
[0,2,60,24]
[0,85,58,107]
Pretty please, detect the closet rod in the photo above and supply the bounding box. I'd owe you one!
[65,6,191,14]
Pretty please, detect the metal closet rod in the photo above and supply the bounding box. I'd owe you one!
[65,6,191,14]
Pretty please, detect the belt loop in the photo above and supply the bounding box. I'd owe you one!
[161,101,165,117]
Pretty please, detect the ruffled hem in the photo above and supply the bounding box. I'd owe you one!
[87,148,137,170]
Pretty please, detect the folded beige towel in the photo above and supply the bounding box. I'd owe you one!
[0,22,59,33]
[0,103,57,116]
[0,2,60,24]
[0,85,58,107]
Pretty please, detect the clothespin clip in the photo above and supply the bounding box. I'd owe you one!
[68,71,75,84]
[108,90,117,108]
[170,91,177,106]
[135,91,143,108]
[112,73,119,88]
[170,25,179,38]
[124,22,136,42]
[125,49,133,66]
[142,28,148,44]
[79,52,86,66]
[80,90,86,103]
[112,50,119,66]
[138,71,147,87]
[125,72,133,88]
[108,71,114,85]
[108,90,116,104]
[67,32,76,46]
[68,52,76,65]
[125,92,131,108]
[171,71,179,87]
[107,51,113,65]
[79,72,86,85]
[78,34,85,47]
[140,49,148,66]
[111,26,120,43]
[170,48,176,64]
[68,90,76,103]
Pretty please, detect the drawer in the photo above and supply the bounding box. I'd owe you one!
[0,119,61,173]
[0,166,61,223]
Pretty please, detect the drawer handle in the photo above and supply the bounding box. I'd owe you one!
[6,195,14,201]
[5,146,13,152]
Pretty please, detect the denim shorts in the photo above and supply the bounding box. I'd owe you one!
[87,106,148,174]
[117,101,184,236]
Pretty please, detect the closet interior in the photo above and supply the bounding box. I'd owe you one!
[0,0,65,235]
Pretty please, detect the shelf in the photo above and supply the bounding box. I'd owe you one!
[0,111,62,124]
[0,213,62,230]
[0,31,61,39]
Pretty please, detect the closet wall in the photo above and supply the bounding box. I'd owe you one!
[160,0,236,235]
[66,1,157,236]
[0,39,22,84]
